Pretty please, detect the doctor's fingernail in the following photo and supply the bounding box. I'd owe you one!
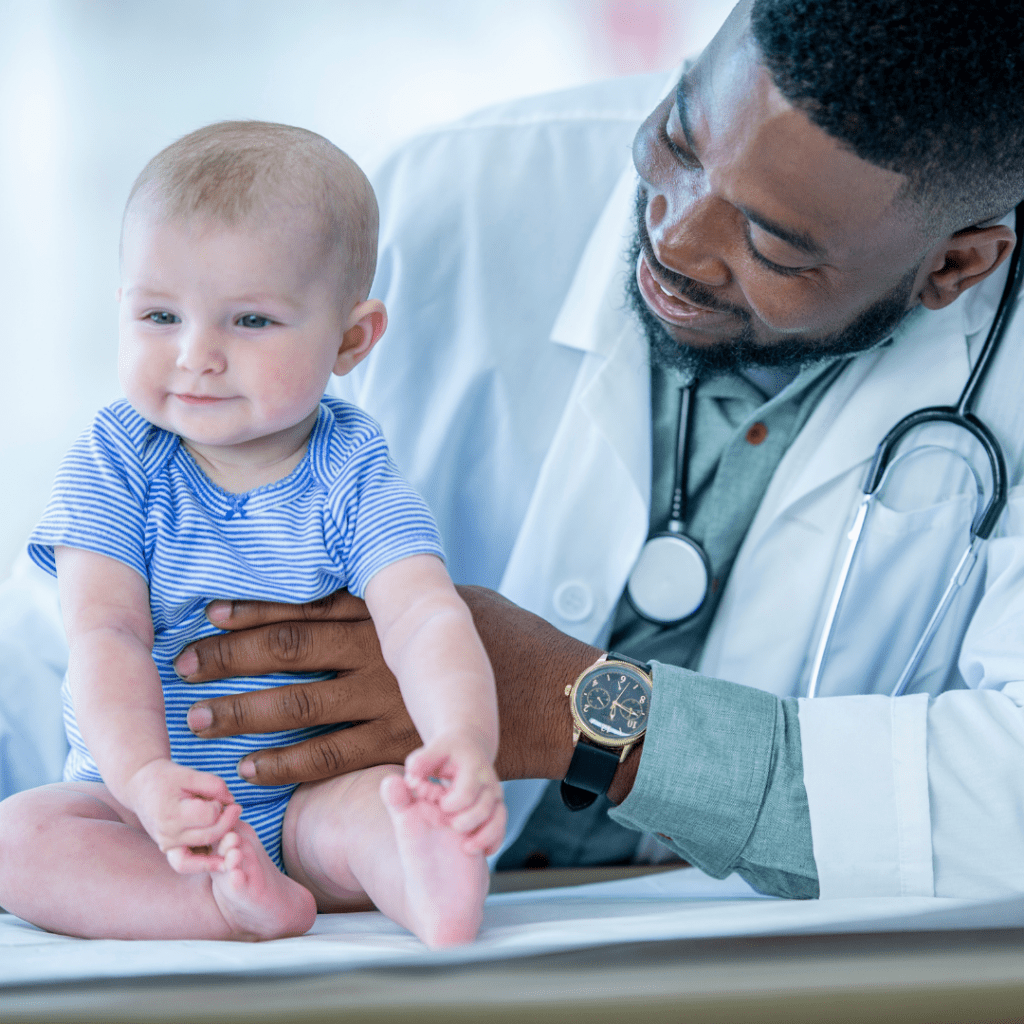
[237,759,256,780]
[207,600,232,625]
[175,650,199,677]
[187,705,213,732]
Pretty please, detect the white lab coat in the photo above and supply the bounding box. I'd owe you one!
[335,72,1024,899]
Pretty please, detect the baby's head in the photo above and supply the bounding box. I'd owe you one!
[118,121,386,456]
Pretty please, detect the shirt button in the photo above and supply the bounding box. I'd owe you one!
[745,422,768,445]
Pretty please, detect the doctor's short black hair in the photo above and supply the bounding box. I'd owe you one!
[750,0,1024,230]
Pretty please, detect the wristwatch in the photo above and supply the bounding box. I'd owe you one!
[560,651,653,811]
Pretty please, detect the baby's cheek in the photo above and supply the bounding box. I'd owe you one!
[261,360,331,413]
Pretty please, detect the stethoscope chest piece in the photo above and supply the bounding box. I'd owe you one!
[626,529,709,624]
[626,383,711,626]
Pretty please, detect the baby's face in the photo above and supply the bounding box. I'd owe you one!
[118,205,351,451]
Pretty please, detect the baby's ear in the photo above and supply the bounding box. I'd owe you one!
[333,299,387,375]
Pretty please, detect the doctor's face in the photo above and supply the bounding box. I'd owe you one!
[630,15,933,373]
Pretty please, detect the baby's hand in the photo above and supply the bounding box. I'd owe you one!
[404,733,506,856]
[126,759,242,872]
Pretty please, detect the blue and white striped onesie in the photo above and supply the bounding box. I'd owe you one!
[28,397,444,868]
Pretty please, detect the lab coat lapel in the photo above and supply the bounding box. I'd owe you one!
[701,299,975,695]
[499,167,651,643]
[751,302,972,538]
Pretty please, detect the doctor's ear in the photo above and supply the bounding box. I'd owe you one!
[333,299,388,376]
[918,223,1016,311]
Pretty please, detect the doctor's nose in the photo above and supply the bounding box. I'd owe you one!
[176,326,226,374]
[644,190,732,291]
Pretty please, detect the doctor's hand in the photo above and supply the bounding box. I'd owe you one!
[176,587,627,794]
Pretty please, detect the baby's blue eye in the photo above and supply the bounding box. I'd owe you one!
[147,311,180,325]
[237,314,272,329]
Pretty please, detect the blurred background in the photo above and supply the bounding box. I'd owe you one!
[0,0,733,578]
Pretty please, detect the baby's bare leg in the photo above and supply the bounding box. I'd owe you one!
[0,782,314,940]
[283,766,489,948]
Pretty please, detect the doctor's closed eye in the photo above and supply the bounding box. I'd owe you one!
[742,225,811,278]
[659,116,699,170]
[658,112,808,279]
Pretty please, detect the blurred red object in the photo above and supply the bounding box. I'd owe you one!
[577,0,687,76]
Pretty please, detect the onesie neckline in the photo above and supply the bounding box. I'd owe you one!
[170,403,331,518]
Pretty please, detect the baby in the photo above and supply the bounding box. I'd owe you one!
[0,122,505,948]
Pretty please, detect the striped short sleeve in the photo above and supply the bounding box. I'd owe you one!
[28,402,157,581]
[323,427,445,599]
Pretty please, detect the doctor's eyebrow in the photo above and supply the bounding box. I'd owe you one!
[738,205,827,261]
[675,77,827,263]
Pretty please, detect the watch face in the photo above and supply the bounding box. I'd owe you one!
[572,662,652,748]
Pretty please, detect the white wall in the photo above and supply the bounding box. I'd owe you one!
[0,0,733,577]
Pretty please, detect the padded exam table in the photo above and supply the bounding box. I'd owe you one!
[3,865,1024,1023]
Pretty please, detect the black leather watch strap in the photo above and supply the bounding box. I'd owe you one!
[560,652,651,812]
[606,651,652,674]
[560,739,621,811]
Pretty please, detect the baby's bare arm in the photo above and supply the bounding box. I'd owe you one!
[54,547,234,839]
[363,555,498,759]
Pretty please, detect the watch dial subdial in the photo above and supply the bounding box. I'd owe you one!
[581,686,611,713]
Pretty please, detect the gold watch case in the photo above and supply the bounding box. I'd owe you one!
[564,656,653,757]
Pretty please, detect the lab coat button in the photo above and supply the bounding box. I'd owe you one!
[745,422,768,445]
[553,580,593,622]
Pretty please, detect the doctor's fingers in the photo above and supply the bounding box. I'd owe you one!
[236,718,423,788]
[202,590,370,632]
[175,614,382,687]
[186,668,401,742]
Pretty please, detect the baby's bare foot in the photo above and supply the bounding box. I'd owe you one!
[209,823,316,941]
[380,775,488,948]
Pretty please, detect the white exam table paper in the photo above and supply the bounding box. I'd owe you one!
[3,867,1023,987]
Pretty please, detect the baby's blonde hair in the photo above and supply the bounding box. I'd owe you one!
[123,121,378,298]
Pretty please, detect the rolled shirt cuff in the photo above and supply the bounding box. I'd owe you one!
[609,662,818,897]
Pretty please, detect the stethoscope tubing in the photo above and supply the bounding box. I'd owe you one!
[807,203,1024,699]
[865,204,1024,538]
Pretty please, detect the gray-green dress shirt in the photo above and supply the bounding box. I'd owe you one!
[500,357,848,898]
[606,360,847,898]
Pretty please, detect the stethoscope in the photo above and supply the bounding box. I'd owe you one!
[627,203,1024,699]
[625,382,711,625]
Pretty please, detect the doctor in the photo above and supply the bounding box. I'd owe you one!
[52,0,1024,898]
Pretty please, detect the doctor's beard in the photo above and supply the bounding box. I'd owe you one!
[626,213,920,379]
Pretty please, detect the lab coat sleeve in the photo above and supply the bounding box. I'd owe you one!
[800,484,1024,900]
[610,662,819,898]
[0,552,68,800]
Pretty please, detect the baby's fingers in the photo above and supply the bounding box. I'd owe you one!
[177,795,226,830]
[462,802,508,857]
[439,762,500,816]
[174,802,243,849]
[448,779,503,832]
[173,765,235,806]
[403,746,448,788]
[166,844,226,874]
